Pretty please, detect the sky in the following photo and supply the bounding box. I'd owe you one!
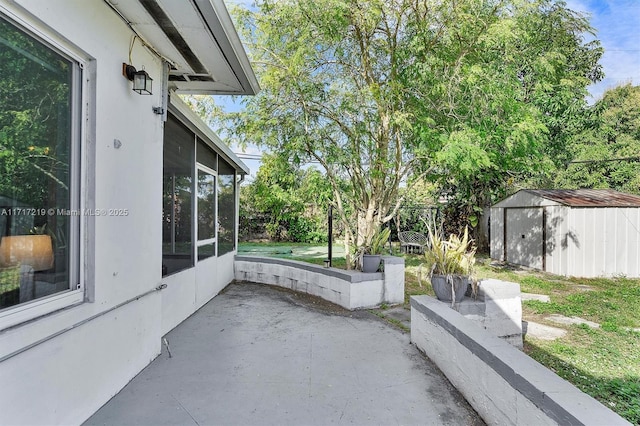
[565,0,640,101]
[224,0,640,177]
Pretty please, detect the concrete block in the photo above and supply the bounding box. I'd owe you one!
[291,279,303,294]
[444,326,516,425]
[381,256,404,305]
[271,274,281,287]
[485,300,522,335]
[289,277,299,290]
[310,283,323,298]
[479,368,518,424]
[350,281,380,309]
[385,284,404,305]
[328,277,345,295]
[450,279,524,348]
[262,263,274,276]
[308,271,320,286]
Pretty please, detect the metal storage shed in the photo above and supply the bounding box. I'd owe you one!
[490,189,640,278]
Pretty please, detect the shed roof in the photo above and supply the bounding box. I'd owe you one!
[524,189,640,207]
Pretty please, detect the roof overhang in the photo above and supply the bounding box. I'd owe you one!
[106,0,260,95]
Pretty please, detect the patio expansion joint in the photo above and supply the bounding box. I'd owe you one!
[171,394,201,426]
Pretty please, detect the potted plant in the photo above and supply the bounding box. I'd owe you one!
[359,227,391,273]
[425,226,477,306]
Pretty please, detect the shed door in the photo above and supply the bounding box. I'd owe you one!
[505,208,544,270]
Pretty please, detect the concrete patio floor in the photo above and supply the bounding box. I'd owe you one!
[84,282,483,426]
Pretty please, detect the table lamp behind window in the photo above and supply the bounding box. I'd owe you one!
[0,235,54,271]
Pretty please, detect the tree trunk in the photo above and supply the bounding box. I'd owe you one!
[344,231,352,270]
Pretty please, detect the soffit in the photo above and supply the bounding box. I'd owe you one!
[106,0,259,95]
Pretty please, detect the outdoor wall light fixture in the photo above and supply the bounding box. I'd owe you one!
[122,63,153,95]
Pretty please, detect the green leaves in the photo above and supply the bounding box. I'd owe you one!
[555,84,640,194]
[222,0,427,250]
[436,129,493,179]
[189,0,604,250]
[398,0,602,231]
[425,226,476,277]
[241,152,333,243]
[369,226,391,255]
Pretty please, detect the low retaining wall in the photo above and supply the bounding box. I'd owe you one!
[234,255,404,310]
[411,295,630,425]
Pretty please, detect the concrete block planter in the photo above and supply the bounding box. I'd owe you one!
[234,255,404,310]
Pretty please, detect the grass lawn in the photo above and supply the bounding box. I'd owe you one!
[238,241,346,266]
[474,256,640,424]
[237,242,640,423]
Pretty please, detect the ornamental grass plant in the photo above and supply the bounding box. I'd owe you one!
[425,226,478,304]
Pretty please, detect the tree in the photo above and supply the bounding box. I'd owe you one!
[240,152,333,242]
[399,0,602,240]
[222,0,427,265]
[555,84,640,194]
[199,0,602,263]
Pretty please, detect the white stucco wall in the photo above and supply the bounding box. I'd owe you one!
[0,1,240,424]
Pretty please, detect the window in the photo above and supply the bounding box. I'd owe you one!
[0,14,81,316]
[162,117,194,275]
[163,112,238,275]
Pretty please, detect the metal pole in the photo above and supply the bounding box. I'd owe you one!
[328,205,333,267]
